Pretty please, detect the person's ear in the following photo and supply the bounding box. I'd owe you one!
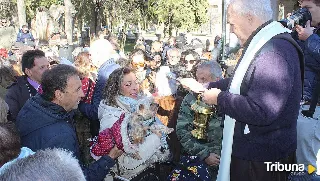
[25,68,32,77]
[54,90,64,102]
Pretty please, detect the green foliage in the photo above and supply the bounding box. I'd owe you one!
[103,0,142,26]
[16,0,60,21]
[0,0,16,18]
[149,0,209,33]
[72,0,95,26]
[15,0,209,38]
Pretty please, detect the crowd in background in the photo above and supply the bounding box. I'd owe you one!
[0,23,231,181]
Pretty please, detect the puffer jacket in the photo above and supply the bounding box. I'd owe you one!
[298,27,320,101]
[16,94,115,181]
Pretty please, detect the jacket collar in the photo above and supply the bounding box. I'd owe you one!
[32,94,74,121]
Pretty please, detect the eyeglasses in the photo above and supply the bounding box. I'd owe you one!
[186,59,197,64]
[132,62,145,68]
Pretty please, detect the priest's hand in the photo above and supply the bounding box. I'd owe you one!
[202,88,221,105]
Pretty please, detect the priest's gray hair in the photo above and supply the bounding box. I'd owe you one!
[0,148,86,181]
[229,0,273,22]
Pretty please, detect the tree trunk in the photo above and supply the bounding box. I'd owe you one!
[64,0,73,44]
[168,15,173,37]
[17,0,26,28]
[138,22,142,32]
[167,8,173,37]
[168,23,173,37]
[94,10,98,35]
[143,16,147,31]
[163,23,167,38]
[120,23,127,51]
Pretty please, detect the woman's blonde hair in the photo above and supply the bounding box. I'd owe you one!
[74,52,92,79]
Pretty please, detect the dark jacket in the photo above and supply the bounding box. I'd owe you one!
[298,27,320,101]
[16,95,115,181]
[209,33,304,161]
[5,76,37,122]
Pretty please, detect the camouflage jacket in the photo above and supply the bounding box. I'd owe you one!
[176,93,223,161]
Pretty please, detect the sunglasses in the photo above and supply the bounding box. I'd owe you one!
[132,62,145,67]
[186,59,197,64]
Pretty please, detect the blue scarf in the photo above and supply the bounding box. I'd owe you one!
[117,95,139,113]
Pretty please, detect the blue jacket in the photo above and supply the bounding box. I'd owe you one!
[16,95,115,181]
[297,28,320,101]
[79,60,120,121]
[16,31,35,43]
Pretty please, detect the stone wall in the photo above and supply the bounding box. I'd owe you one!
[0,27,16,49]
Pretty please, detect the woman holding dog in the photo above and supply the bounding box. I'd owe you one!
[94,67,171,180]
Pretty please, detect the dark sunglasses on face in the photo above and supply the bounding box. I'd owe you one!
[186,59,196,64]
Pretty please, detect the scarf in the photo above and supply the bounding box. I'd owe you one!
[117,95,139,113]
[217,21,291,181]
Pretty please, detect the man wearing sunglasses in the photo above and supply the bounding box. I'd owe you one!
[130,49,148,83]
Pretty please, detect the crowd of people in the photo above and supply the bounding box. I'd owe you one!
[0,0,319,181]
